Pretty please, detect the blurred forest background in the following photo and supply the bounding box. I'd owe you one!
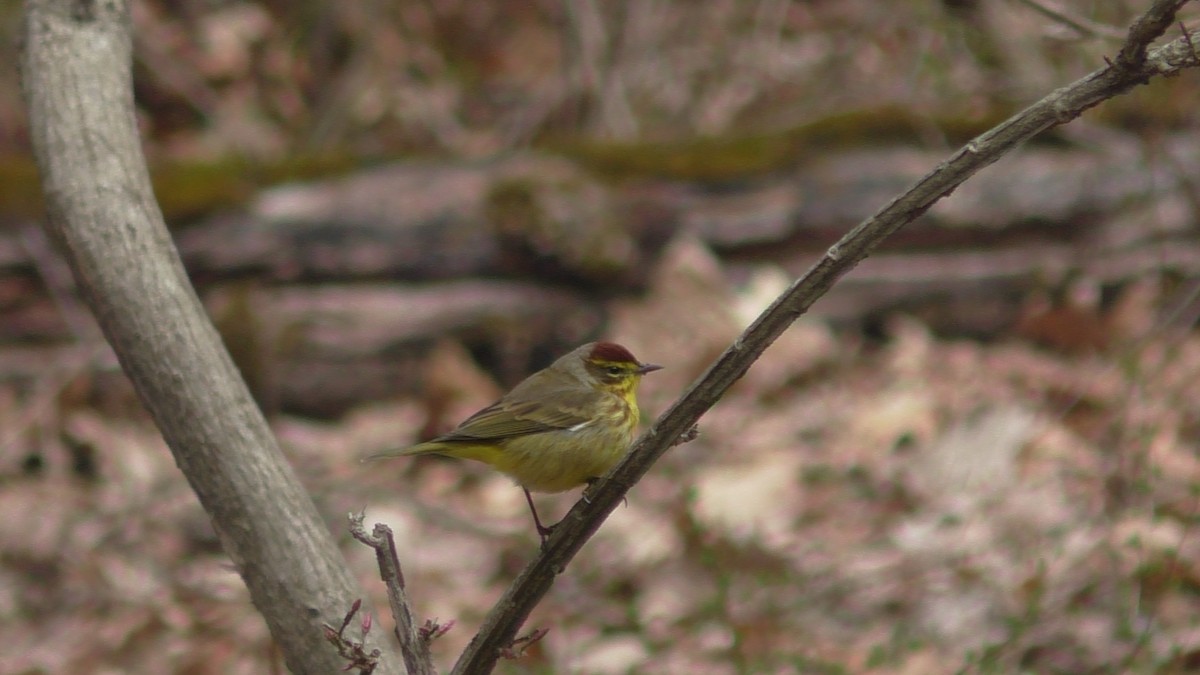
[4,0,1200,673]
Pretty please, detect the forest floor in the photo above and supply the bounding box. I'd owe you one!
[4,238,1200,674]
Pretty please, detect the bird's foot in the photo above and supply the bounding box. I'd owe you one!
[536,523,556,547]
[582,478,600,504]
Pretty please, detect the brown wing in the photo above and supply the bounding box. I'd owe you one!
[434,384,602,443]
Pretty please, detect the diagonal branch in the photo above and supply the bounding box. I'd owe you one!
[451,5,1200,674]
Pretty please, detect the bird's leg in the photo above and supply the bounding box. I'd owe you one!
[523,488,555,543]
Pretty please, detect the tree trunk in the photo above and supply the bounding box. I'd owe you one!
[18,1,400,672]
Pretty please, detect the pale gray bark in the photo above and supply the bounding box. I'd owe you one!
[18,1,401,672]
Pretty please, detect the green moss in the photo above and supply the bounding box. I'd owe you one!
[152,152,359,224]
[150,158,259,223]
[0,151,364,226]
[549,106,1012,182]
[551,132,801,183]
[0,155,47,220]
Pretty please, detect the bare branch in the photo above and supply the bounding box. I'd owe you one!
[451,8,1200,675]
[349,512,440,675]
[322,599,382,674]
[1117,0,1191,68]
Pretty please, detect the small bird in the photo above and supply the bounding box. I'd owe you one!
[366,342,662,540]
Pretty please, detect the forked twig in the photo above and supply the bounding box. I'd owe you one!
[322,599,380,674]
[348,512,444,675]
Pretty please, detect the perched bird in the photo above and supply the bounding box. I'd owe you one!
[366,341,662,540]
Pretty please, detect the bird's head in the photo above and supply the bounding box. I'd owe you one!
[578,341,662,395]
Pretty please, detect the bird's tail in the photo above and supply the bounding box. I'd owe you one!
[361,441,443,462]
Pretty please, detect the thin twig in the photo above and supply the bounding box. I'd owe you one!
[1011,0,1127,41]
[349,512,441,675]
[1117,0,1190,68]
[321,599,381,674]
[449,6,1200,675]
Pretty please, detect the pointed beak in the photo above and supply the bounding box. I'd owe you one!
[636,362,663,375]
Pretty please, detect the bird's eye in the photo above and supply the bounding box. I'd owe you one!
[606,365,623,376]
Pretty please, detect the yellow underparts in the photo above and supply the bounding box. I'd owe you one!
[406,394,639,493]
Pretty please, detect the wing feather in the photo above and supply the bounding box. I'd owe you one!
[434,384,603,443]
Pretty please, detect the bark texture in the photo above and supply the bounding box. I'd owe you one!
[18,1,400,672]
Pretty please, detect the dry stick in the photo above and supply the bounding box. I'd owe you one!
[451,9,1200,675]
[348,512,439,675]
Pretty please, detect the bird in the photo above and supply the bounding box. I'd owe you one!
[365,341,662,540]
